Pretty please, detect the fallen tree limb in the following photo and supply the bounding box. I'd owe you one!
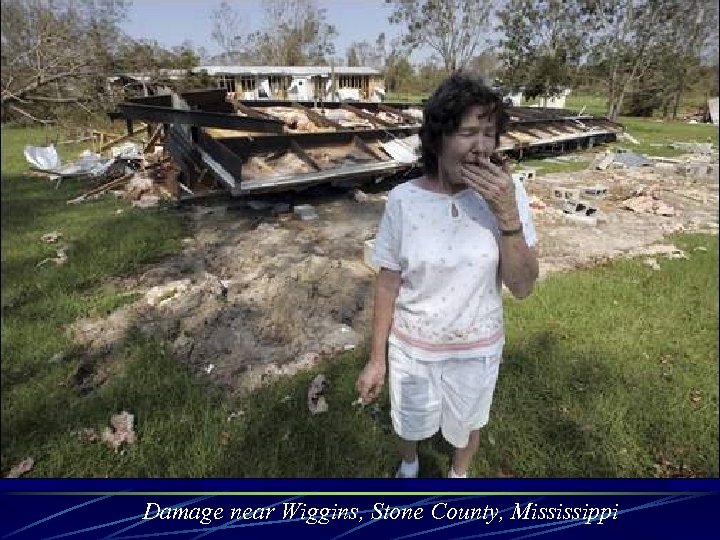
[2,65,92,106]
[9,105,55,125]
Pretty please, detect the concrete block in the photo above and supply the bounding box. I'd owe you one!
[293,204,319,221]
[520,167,536,181]
[272,203,291,215]
[562,199,598,217]
[595,153,614,170]
[581,185,608,199]
[563,213,598,226]
[552,187,581,200]
[363,238,379,272]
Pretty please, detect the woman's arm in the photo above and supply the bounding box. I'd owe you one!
[356,268,402,403]
[460,161,539,299]
[497,223,539,299]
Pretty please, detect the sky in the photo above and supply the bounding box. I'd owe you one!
[119,0,414,63]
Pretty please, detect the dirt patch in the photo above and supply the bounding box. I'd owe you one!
[69,159,718,395]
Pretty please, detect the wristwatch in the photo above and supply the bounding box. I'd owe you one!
[500,225,523,236]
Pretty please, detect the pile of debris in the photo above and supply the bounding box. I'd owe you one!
[25,129,189,209]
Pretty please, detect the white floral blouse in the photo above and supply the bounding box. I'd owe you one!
[372,178,537,361]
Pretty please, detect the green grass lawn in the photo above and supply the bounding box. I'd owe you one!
[1,122,718,478]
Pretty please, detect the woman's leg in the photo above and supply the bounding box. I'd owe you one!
[396,437,420,478]
[451,429,481,476]
[399,438,418,463]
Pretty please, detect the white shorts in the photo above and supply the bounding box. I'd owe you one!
[388,344,501,449]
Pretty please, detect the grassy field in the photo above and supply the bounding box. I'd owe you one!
[1,119,718,478]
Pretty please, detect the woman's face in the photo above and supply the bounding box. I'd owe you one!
[437,105,498,188]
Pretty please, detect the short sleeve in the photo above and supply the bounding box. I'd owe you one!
[513,177,538,248]
[372,191,402,271]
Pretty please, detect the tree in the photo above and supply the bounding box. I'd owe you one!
[247,0,338,65]
[346,40,384,68]
[346,46,360,67]
[468,49,501,82]
[171,41,203,71]
[585,0,679,119]
[414,58,447,93]
[209,1,246,65]
[1,0,131,123]
[496,0,591,100]
[383,52,415,93]
[386,0,493,73]
[651,1,718,118]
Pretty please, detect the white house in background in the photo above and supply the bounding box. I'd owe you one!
[504,89,524,107]
[707,97,718,125]
[535,88,572,109]
[192,65,386,102]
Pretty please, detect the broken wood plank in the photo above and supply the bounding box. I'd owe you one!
[143,125,163,154]
[99,124,147,152]
[56,136,95,146]
[378,103,420,125]
[291,102,343,130]
[341,103,395,128]
[196,168,209,185]
[352,136,385,162]
[67,172,134,204]
[290,140,322,171]
[162,166,181,199]
[233,100,277,120]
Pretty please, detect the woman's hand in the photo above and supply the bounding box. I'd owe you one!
[356,358,387,404]
[460,160,521,230]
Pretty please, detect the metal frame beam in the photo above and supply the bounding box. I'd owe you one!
[216,126,419,155]
[117,103,285,133]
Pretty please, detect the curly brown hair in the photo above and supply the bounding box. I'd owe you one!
[419,72,509,176]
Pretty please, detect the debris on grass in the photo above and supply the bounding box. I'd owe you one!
[351,396,365,407]
[48,352,66,364]
[227,411,245,422]
[308,374,329,415]
[144,279,192,307]
[627,244,688,261]
[101,411,136,452]
[619,132,640,145]
[72,427,100,443]
[41,231,62,243]
[36,246,68,268]
[5,457,34,478]
[643,257,661,271]
[670,142,713,154]
[219,431,230,446]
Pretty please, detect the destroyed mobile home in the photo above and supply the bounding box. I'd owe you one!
[93,88,624,199]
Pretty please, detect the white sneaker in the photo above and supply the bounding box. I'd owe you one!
[395,459,419,478]
[448,467,468,478]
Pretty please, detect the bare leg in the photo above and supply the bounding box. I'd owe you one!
[398,438,418,463]
[451,429,481,476]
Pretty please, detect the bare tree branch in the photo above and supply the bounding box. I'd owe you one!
[9,104,55,124]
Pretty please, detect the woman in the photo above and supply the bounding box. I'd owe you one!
[356,73,539,478]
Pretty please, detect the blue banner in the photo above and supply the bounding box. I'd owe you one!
[1,479,717,539]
